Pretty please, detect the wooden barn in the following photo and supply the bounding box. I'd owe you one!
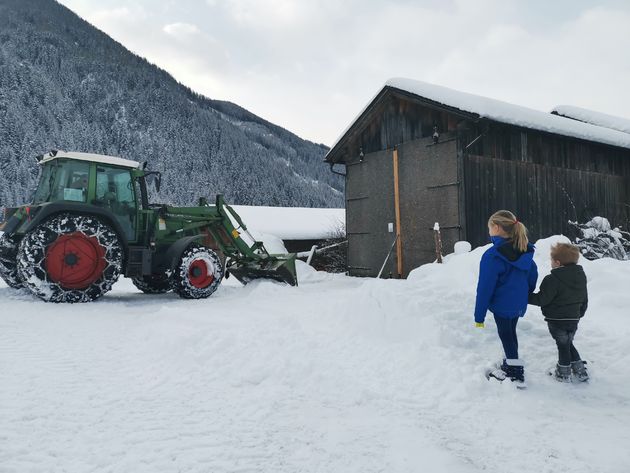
[325,78,630,278]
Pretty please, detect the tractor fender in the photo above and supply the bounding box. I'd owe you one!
[2,213,23,236]
[20,202,129,249]
[162,235,205,272]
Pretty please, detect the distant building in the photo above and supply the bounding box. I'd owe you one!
[325,78,630,278]
[230,205,344,253]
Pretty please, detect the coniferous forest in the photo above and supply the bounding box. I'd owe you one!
[0,0,344,209]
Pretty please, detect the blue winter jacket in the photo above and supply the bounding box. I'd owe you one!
[474,236,538,324]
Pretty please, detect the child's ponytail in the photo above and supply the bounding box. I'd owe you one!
[488,210,529,253]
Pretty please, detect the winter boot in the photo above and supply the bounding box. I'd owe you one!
[571,360,589,382]
[503,359,525,384]
[552,363,572,383]
[487,360,507,381]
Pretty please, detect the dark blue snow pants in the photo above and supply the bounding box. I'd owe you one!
[494,314,519,360]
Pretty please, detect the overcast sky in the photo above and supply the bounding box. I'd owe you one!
[57,0,630,145]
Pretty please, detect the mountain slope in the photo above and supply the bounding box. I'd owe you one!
[0,0,343,208]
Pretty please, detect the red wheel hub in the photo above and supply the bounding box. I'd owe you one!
[188,259,214,288]
[45,232,107,289]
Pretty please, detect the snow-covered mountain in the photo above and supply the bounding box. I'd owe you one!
[0,0,343,208]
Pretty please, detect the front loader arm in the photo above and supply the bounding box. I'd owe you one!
[214,195,298,286]
[159,195,297,286]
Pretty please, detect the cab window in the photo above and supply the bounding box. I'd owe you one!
[33,160,90,204]
[95,166,137,241]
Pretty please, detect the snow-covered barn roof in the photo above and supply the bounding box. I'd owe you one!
[231,205,344,240]
[38,150,141,169]
[551,105,630,136]
[326,78,630,162]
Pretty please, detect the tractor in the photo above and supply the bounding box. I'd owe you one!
[0,150,297,302]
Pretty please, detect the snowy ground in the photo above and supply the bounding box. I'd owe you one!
[1,236,630,473]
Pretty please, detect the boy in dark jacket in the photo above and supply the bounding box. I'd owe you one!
[529,243,589,382]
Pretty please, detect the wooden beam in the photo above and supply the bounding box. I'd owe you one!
[393,147,403,278]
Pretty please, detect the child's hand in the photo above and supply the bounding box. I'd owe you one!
[475,322,485,328]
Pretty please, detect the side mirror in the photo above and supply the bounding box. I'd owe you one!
[144,171,162,193]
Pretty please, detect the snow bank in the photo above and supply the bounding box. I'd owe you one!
[231,205,344,240]
[553,105,630,135]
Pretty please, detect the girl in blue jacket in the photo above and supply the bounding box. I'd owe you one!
[474,210,538,384]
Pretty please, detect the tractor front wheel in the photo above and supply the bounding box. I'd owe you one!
[173,245,223,299]
[17,214,123,302]
[132,274,172,294]
[0,233,23,289]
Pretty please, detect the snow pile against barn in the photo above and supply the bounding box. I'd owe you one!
[1,235,629,472]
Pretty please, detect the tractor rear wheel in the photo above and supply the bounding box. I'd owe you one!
[0,233,23,288]
[132,274,172,294]
[173,245,223,299]
[17,214,123,303]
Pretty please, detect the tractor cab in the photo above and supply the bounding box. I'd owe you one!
[30,150,150,242]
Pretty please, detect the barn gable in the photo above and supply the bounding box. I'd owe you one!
[326,78,630,165]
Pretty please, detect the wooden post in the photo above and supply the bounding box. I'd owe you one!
[393,147,403,277]
[433,222,443,263]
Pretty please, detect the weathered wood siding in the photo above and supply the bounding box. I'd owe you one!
[339,92,461,163]
[462,122,630,247]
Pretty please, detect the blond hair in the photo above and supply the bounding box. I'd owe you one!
[550,243,580,265]
[488,210,529,253]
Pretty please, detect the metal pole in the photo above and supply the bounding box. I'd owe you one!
[305,245,318,266]
[377,234,399,279]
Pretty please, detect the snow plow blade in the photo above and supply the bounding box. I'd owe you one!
[227,254,298,287]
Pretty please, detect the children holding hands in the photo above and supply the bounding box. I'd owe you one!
[474,209,589,384]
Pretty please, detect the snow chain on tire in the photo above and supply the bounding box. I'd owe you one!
[17,213,123,303]
[132,274,172,294]
[0,233,23,288]
[173,244,223,299]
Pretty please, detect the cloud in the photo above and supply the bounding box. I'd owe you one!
[220,0,303,27]
[163,22,201,37]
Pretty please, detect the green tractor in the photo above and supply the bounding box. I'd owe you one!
[0,150,297,302]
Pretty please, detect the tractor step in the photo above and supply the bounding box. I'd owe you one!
[125,247,152,277]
